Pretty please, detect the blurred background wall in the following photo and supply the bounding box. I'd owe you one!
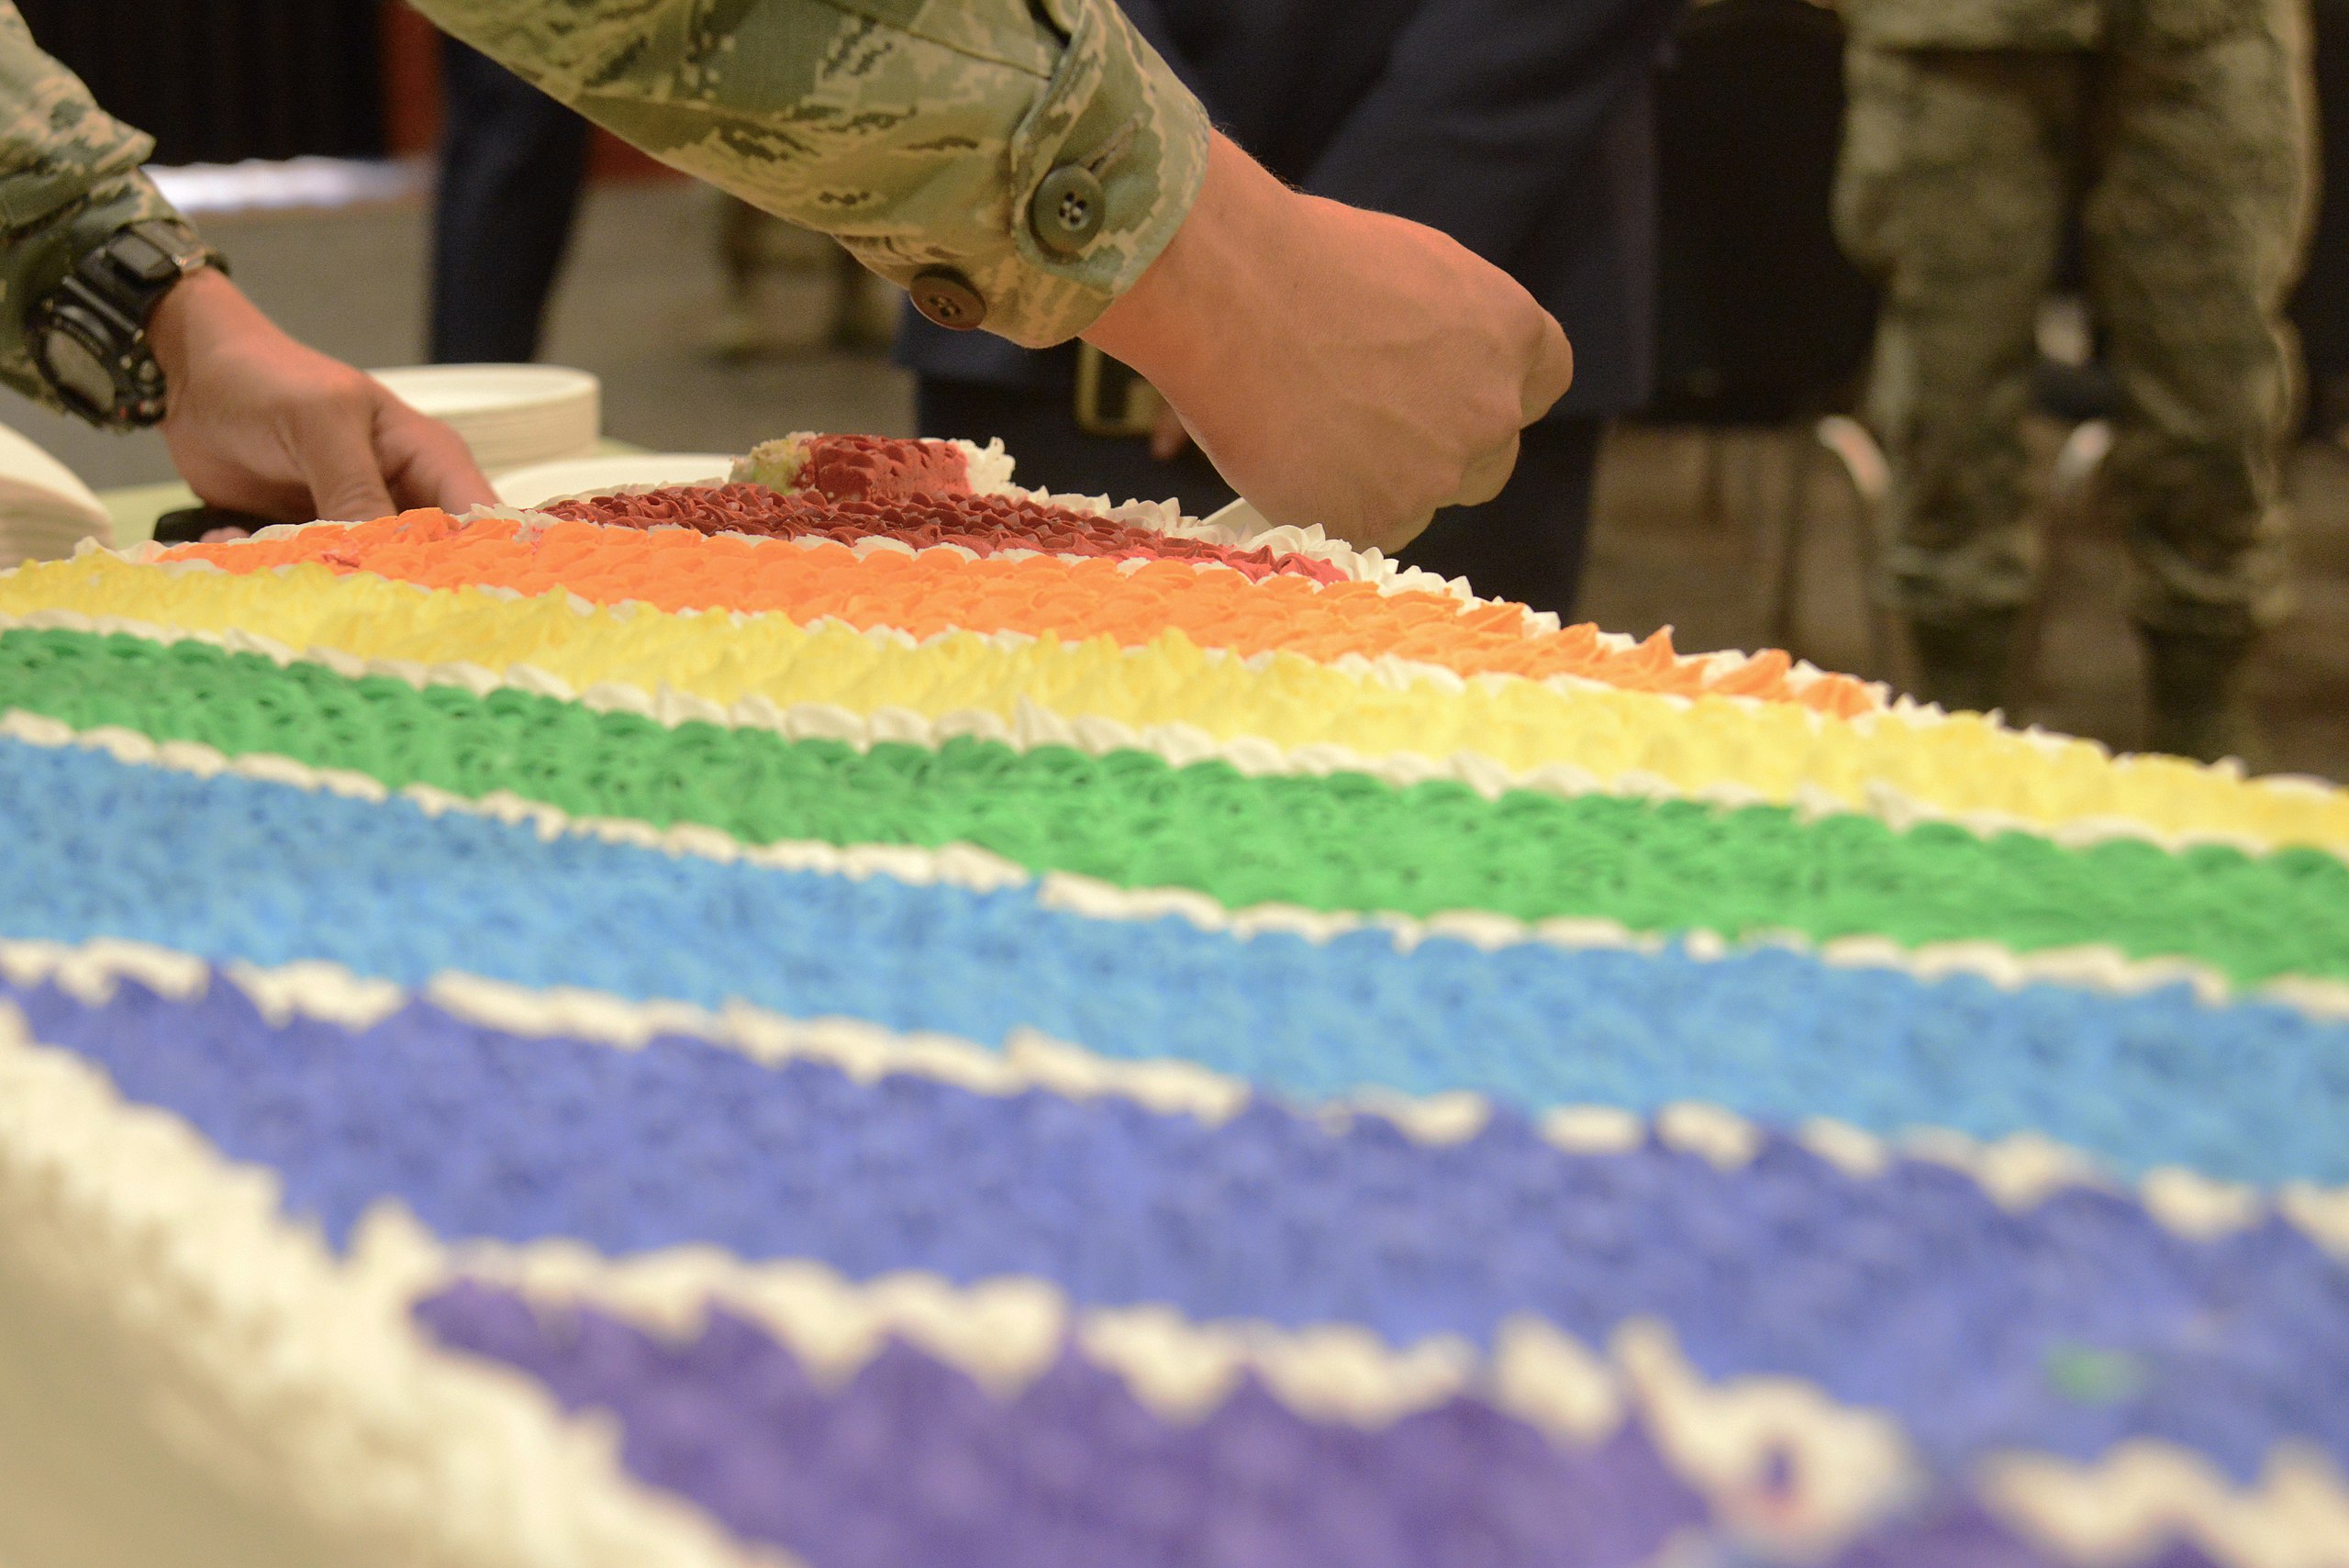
[17,0,385,163]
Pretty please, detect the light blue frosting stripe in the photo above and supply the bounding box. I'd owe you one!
[6,732,2348,1184]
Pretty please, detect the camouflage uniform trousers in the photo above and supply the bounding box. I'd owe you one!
[1832,0,2316,638]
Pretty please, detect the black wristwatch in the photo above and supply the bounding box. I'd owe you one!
[29,218,222,428]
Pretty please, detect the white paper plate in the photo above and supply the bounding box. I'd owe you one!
[493,453,736,511]
[0,423,107,530]
[371,363,597,419]
[0,508,111,571]
[371,363,601,474]
[0,420,111,567]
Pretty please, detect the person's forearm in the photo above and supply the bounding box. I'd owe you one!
[145,267,268,394]
[1083,136,1279,397]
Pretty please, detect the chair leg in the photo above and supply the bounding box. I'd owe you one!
[2009,418,2113,721]
[2051,417,2114,500]
[1813,415,1902,682]
[1766,424,1813,651]
[1814,415,1888,506]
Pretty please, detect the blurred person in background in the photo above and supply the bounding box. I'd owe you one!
[428,40,891,364]
[1835,0,2315,761]
[897,0,1687,616]
[411,0,1577,558]
[712,199,900,358]
[429,37,590,364]
[0,4,491,522]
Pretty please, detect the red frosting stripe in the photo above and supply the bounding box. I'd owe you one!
[796,434,972,502]
[540,484,1352,584]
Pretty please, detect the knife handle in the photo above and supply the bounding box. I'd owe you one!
[150,506,275,545]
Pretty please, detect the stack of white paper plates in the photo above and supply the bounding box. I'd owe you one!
[370,363,600,475]
[0,422,110,569]
[494,452,735,511]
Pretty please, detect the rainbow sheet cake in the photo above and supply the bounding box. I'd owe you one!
[2,432,2346,1568]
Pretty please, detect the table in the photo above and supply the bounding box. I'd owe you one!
[99,482,199,549]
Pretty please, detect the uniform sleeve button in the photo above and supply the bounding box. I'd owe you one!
[1031,164,1107,256]
[909,268,987,331]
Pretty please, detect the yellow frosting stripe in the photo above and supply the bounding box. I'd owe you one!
[5,552,2344,853]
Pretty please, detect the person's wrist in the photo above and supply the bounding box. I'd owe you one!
[146,266,254,395]
[1084,132,1280,398]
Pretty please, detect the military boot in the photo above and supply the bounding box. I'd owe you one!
[1906,610,2021,717]
[2142,629,2264,766]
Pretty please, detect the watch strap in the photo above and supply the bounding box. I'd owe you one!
[73,218,219,322]
[31,217,221,428]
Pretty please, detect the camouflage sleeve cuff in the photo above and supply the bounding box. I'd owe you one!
[0,166,182,407]
[939,0,1211,346]
[411,0,1210,347]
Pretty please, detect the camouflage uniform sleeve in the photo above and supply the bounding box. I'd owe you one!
[0,1,185,406]
[408,0,1210,348]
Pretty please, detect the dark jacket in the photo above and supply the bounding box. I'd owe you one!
[896,0,1686,419]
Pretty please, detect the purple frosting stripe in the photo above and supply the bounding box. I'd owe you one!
[1820,1500,2225,1568]
[15,965,2349,1482]
[416,1280,2234,1568]
[416,1279,1710,1568]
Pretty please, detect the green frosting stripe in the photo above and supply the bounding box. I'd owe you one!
[4,624,2344,986]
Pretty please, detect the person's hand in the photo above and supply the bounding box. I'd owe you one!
[149,269,495,523]
[1085,132,1572,553]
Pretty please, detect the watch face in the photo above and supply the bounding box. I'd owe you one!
[40,328,118,417]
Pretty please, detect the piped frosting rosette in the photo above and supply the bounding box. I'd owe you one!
[1,434,2345,1568]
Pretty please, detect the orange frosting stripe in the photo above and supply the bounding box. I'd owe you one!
[164,510,1875,716]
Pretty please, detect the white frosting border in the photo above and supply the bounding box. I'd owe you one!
[93,450,2349,819]
[6,937,2343,1262]
[6,582,2339,862]
[0,974,1914,1563]
[0,997,793,1568]
[106,523,1886,735]
[55,537,2349,870]
[437,1225,1926,1562]
[5,637,2345,1029]
[1980,1445,2349,1568]
[4,984,2337,1568]
[1019,475,1877,713]
[108,464,1902,714]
